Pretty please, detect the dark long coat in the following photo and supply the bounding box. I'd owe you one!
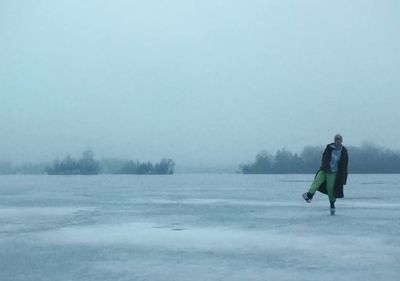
[316,144,349,198]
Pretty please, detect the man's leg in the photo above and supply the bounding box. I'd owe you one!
[326,173,337,204]
[309,170,327,194]
[326,173,337,215]
[303,170,327,202]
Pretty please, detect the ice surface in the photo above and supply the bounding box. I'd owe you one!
[1,174,399,281]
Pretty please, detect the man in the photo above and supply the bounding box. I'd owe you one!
[302,134,349,215]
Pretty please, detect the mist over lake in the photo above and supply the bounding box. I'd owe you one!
[1,1,400,279]
[1,1,400,168]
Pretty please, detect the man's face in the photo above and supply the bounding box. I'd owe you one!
[335,136,343,146]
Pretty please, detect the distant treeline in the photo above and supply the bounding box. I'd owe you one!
[46,150,100,175]
[240,143,400,174]
[0,150,175,175]
[2,144,400,175]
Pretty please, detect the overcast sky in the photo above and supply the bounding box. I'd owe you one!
[1,0,399,168]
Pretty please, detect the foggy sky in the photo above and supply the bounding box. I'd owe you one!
[1,0,400,168]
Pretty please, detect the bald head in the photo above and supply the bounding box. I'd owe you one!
[334,134,343,147]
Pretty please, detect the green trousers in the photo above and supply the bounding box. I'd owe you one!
[309,170,337,203]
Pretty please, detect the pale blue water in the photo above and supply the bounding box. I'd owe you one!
[1,174,400,281]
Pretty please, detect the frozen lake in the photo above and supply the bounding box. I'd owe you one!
[1,174,400,281]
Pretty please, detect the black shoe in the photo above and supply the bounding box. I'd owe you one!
[330,202,336,215]
[302,192,313,203]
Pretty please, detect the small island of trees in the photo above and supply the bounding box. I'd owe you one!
[44,150,175,175]
[118,158,175,175]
